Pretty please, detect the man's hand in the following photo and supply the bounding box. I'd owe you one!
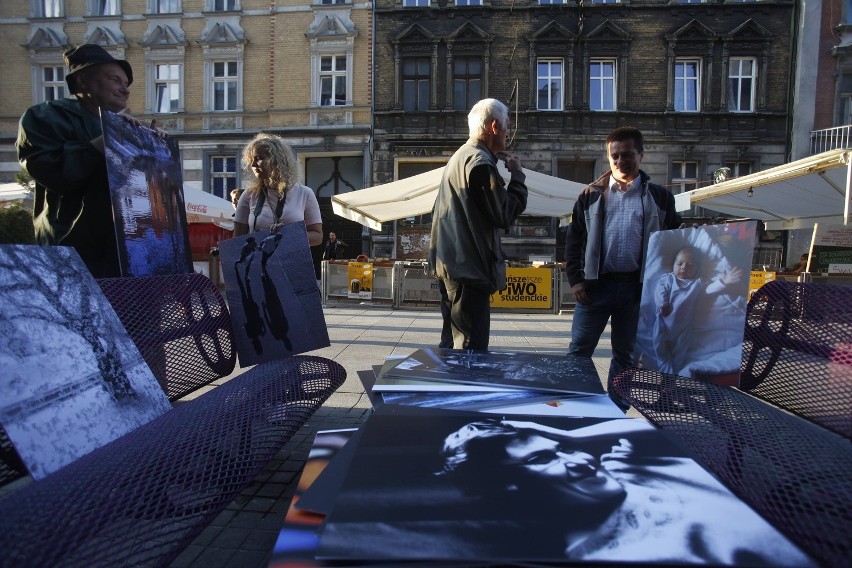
[571,281,590,305]
[659,302,672,317]
[498,152,523,173]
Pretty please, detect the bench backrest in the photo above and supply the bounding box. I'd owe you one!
[97,273,237,401]
[740,280,852,438]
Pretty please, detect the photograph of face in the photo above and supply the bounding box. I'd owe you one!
[317,406,813,566]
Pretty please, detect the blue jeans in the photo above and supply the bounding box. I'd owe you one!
[568,280,642,409]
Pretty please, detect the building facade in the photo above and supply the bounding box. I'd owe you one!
[371,0,798,262]
[0,0,373,264]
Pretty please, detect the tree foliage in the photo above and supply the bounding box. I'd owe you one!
[0,203,35,244]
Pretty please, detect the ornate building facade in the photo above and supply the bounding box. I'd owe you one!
[0,0,373,262]
[371,0,798,262]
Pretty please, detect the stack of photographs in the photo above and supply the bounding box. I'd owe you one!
[271,407,815,567]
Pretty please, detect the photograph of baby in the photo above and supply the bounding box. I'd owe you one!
[634,221,757,384]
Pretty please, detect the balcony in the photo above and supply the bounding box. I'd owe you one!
[811,126,852,154]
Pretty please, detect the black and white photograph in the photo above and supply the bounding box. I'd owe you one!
[634,221,757,384]
[218,221,330,366]
[383,348,605,396]
[102,109,193,277]
[317,407,814,566]
[0,245,172,479]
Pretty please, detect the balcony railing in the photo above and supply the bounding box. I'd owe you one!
[811,126,852,155]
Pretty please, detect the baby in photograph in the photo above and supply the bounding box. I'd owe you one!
[654,246,743,375]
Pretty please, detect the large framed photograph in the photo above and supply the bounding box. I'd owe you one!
[217,222,330,366]
[634,222,757,385]
[102,109,193,277]
[317,407,814,565]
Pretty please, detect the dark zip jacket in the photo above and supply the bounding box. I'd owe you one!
[17,97,120,277]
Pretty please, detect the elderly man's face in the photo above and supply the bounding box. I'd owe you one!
[78,62,130,113]
[504,435,625,506]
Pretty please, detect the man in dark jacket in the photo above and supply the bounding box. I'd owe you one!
[17,44,161,277]
[428,98,528,350]
[322,231,347,260]
[564,126,682,410]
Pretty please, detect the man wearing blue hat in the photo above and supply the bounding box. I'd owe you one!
[16,44,162,277]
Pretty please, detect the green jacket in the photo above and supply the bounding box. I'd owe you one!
[17,97,120,277]
[428,138,528,293]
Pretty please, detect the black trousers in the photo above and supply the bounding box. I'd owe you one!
[438,279,453,349]
[442,277,491,351]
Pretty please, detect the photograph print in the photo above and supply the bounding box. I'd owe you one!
[634,221,757,385]
[102,109,193,277]
[383,348,605,396]
[0,245,172,479]
[317,406,814,566]
[218,221,330,367]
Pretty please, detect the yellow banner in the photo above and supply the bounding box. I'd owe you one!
[748,271,776,300]
[491,267,552,309]
[347,262,374,299]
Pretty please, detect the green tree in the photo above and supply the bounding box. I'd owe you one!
[0,203,35,244]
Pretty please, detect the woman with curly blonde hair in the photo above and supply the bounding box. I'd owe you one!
[233,132,322,245]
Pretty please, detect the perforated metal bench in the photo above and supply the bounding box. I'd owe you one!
[0,273,345,567]
[613,280,852,568]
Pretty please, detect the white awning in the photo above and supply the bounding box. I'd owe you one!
[675,149,852,231]
[332,163,586,231]
[183,183,235,230]
[0,183,31,203]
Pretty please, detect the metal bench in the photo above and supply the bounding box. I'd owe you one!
[612,280,852,568]
[0,273,345,567]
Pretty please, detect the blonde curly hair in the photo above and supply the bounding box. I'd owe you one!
[242,132,299,196]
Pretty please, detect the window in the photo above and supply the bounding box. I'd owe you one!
[403,58,430,112]
[154,63,180,113]
[210,155,237,199]
[153,0,179,13]
[724,161,752,178]
[539,0,567,4]
[319,55,347,106]
[212,61,238,111]
[728,57,756,113]
[36,0,63,17]
[319,0,348,3]
[674,59,700,112]
[455,0,482,4]
[670,161,699,194]
[589,59,616,111]
[91,0,119,15]
[589,0,620,3]
[211,0,237,9]
[40,65,66,102]
[537,59,563,111]
[402,0,429,6]
[453,57,481,111]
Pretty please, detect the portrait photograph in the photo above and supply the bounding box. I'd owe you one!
[317,406,813,566]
